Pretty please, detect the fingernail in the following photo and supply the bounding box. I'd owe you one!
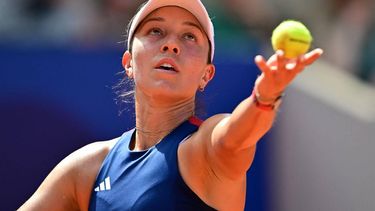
[316,48,324,54]
[276,50,284,56]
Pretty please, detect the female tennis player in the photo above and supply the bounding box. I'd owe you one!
[19,0,323,210]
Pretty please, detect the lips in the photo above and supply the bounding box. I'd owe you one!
[155,58,179,72]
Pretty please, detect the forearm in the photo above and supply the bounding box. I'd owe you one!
[214,93,279,151]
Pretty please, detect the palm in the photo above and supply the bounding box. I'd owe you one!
[254,48,323,101]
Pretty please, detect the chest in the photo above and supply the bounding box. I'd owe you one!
[90,141,184,210]
[88,125,215,210]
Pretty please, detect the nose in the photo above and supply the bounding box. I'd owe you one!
[160,38,180,55]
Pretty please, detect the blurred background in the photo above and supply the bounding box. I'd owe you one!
[1,0,374,210]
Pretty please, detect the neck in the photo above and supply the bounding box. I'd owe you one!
[132,92,195,151]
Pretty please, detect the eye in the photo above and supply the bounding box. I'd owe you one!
[148,28,163,36]
[183,33,197,41]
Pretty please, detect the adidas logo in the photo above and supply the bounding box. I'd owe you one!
[94,177,111,192]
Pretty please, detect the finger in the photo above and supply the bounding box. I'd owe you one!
[254,55,271,75]
[293,55,306,73]
[276,50,287,72]
[303,48,323,65]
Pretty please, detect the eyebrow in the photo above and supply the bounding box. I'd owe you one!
[182,21,204,34]
[141,17,164,26]
[141,17,204,33]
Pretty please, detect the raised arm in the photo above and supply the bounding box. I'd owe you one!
[206,49,323,180]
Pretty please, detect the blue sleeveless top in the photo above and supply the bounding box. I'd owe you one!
[89,118,216,210]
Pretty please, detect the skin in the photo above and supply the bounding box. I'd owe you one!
[19,6,323,211]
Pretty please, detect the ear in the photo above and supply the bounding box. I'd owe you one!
[122,51,133,78]
[199,64,215,90]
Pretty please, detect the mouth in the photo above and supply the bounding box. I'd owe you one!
[158,63,176,71]
[155,59,179,73]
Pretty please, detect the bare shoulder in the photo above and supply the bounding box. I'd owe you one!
[70,138,119,210]
[201,113,230,128]
[69,138,119,174]
[197,113,230,136]
[19,137,120,211]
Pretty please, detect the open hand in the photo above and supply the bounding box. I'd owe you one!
[253,48,323,102]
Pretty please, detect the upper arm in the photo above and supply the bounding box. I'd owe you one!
[18,140,116,211]
[197,114,257,181]
[18,152,80,211]
[208,115,257,180]
[179,114,255,209]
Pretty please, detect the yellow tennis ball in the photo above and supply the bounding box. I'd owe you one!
[271,20,313,59]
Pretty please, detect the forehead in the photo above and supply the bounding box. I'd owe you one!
[139,6,204,31]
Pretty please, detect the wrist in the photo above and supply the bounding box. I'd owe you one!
[251,89,284,111]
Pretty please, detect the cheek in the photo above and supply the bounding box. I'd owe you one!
[184,68,207,90]
[131,40,153,75]
[182,44,208,61]
[184,45,208,58]
[133,37,160,54]
[181,45,208,75]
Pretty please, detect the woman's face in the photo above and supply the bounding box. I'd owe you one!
[123,6,215,103]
